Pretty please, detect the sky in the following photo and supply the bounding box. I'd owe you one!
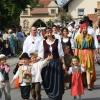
[56,0,70,7]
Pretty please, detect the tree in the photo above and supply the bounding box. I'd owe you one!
[59,8,73,26]
[46,20,54,28]
[0,0,38,30]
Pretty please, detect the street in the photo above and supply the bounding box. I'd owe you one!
[2,57,100,100]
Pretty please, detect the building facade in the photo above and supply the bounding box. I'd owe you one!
[20,0,59,33]
[20,0,100,33]
[67,0,100,19]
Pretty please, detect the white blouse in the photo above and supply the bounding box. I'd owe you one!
[38,39,64,59]
[68,66,85,75]
[62,37,75,49]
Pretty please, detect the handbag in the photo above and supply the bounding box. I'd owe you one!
[13,78,20,89]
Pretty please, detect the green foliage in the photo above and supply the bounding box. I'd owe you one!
[46,20,54,28]
[0,0,38,30]
[60,13,73,24]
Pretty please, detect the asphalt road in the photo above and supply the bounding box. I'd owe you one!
[1,57,100,100]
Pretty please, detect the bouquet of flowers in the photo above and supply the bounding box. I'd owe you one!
[23,72,32,84]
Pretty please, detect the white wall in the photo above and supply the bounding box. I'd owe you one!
[68,0,100,19]
[20,16,55,33]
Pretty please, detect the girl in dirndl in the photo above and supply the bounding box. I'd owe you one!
[67,56,85,100]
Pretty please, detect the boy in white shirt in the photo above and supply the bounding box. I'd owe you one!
[30,52,52,100]
[11,53,32,100]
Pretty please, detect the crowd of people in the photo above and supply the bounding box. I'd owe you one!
[0,16,100,100]
[0,26,25,57]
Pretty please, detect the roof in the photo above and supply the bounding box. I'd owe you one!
[39,0,51,7]
[31,8,48,14]
[48,0,58,8]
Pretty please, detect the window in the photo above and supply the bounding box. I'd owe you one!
[94,8,97,13]
[51,9,56,14]
[97,9,100,15]
[78,8,84,16]
[22,9,28,15]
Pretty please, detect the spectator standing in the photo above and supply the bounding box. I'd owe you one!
[23,26,42,56]
[16,26,25,53]
[2,30,11,56]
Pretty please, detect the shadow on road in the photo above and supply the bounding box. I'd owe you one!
[94,85,100,90]
[83,97,100,100]
[42,98,48,100]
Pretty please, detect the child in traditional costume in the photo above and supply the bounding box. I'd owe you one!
[11,53,32,100]
[30,52,52,100]
[0,54,11,100]
[67,56,85,100]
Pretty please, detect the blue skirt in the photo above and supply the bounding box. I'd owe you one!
[41,59,64,99]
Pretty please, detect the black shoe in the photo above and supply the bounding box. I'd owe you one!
[88,87,92,91]
[73,96,77,99]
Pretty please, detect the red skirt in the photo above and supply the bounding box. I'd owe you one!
[71,72,84,96]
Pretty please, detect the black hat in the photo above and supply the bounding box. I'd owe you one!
[19,53,30,60]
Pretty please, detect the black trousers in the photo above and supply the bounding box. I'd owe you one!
[20,85,31,99]
[49,95,63,100]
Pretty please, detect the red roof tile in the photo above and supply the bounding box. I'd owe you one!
[31,8,48,14]
[39,0,51,6]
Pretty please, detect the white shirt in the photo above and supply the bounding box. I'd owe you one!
[95,28,100,48]
[88,26,98,49]
[13,65,31,86]
[3,33,10,40]
[53,33,61,42]
[96,28,100,35]
[31,59,49,83]
[23,34,42,55]
[38,39,64,58]
[68,66,85,74]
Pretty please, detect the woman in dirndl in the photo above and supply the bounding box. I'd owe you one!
[38,28,65,100]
